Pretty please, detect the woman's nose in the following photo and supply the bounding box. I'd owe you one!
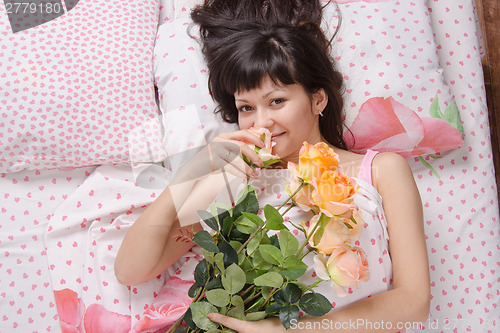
[253,108,274,128]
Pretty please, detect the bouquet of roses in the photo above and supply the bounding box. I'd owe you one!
[168,132,369,332]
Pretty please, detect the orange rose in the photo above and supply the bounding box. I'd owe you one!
[311,171,358,218]
[297,142,339,182]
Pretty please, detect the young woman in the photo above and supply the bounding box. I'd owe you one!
[115,1,430,331]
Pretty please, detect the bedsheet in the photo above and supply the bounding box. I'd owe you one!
[1,1,499,333]
[408,0,500,331]
[0,167,96,332]
[43,165,173,332]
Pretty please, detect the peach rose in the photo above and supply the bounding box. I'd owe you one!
[306,215,353,255]
[248,127,279,164]
[343,209,365,238]
[297,142,339,182]
[287,161,315,210]
[311,171,359,218]
[313,246,370,297]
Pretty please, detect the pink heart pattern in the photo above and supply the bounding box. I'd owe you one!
[0,1,161,173]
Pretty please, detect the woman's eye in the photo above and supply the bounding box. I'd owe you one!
[271,98,285,106]
[238,105,253,112]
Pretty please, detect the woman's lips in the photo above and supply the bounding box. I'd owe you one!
[271,132,284,140]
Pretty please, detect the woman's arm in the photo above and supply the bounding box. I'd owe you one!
[114,171,227,286]
[208,152,430,333]
[115,130,267,286]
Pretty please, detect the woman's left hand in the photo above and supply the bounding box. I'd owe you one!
[207,313,287,333]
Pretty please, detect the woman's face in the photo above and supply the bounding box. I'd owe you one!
[235,76,327,164]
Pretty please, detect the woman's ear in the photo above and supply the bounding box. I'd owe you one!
[312,88,328,116]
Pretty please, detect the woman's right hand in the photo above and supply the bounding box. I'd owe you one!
[172,129,268,183]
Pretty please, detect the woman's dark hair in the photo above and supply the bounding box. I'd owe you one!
[191,0,348,149]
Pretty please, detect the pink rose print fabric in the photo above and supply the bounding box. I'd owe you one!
[54,289,131,333]
[133,275,198,332]
[345,96,464,158]
[44,165,176,332]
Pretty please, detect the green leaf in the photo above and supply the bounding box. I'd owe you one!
[312,214,331,245]
[182,307,197,330]
[265,302,283,315]
[192,230,219,253]
[283,255,308,270]
[206,329,224,333]
[274,283,302,305]
[279,269,307,280]
[241,212,265,227]
[227,295,245,320]
[230,240,243,252]
[222,264,246,294]
[233,215,259,234]
[418,156,441,179]
[252,250,273,270]
[188,282,202,298]
[221,215,234,239]
[246,295,266,312]
[194,259,212,286]
[262,158,281,167]
[299,293,333,317]
[254,272,283,288]
[209,203,231,220]
[206,288,231,307]
[279,305,300,329]
[245,311,268,321]
[269,234,280,248]
[205,276,223,291]
[208,202,231,217]
[429,94,445,119]
[201,248,215,265]
[190,301,219,331]
[228,227,250,244]
[444,100,464,136]
[198,209,219,232]
[264,204,285,230]
[245,269,260,284]
[258,244,284,265]
[278,229,299,258]
[214,253,225,275]
[233,185,259,218]
[218,241,239,268]
[246,231,264,256]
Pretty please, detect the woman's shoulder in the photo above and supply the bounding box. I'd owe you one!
[371,152,414,194]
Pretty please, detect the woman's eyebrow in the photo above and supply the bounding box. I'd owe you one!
[235,88,286,102]
[262,89,283,98]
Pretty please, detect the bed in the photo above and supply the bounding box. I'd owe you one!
[0,0,498,332]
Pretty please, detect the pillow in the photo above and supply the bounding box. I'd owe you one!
[0,0,161,173]
[153,13,238,175]
[154,0,464,160]
[320,0,464,157]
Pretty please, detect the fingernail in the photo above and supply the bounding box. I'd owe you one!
[251,171,259,179]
